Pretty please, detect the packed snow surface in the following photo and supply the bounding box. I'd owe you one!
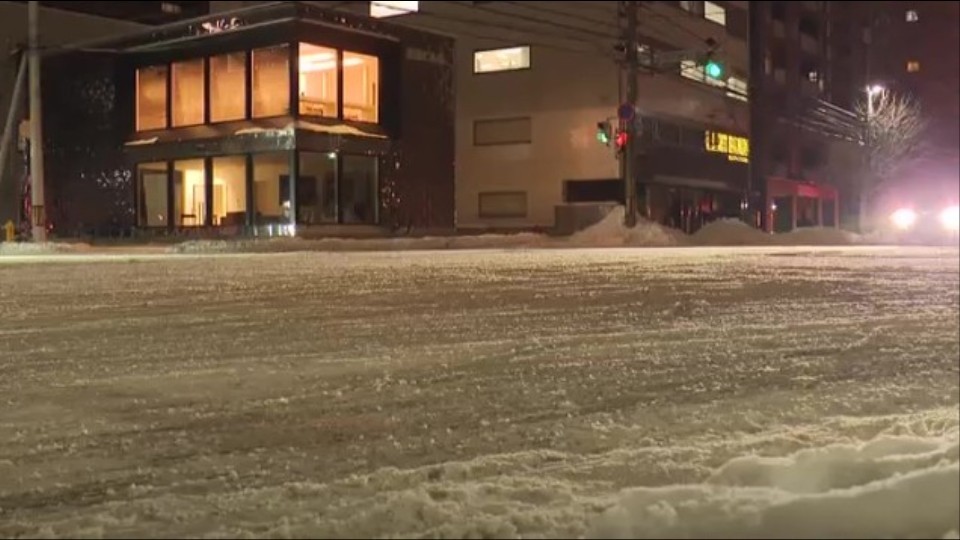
[0,246,958,538]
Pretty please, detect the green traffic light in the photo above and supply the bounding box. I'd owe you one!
[597,131,610,144]
[705,61,724,80]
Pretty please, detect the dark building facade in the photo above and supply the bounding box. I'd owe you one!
[748,0,864,232]
[12,1,210,24]
[39,2,455,238]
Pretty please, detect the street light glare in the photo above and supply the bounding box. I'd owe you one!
[867,84,885,96]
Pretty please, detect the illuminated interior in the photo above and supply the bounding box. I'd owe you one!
[172,59,205,127]
[343,51,379,123]
[210,52,247,122]
[173,160,206,227]
[298,44,339,118]
[136,66,167,131]
[253,45,290,118]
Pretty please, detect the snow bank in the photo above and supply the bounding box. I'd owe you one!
[168,233,556,255]
[591,433,959,539]
[693,218,772,246]
[780,227,862,246]
[568,206,688,248]
[0,242,84,256]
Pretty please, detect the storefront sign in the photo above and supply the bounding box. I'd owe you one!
[705,131,749,163]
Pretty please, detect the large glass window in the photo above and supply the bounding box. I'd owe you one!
[299,44,339,118]
[173,159,207,227]
[252,152,290,225]
[210,52,247,122]
[137,163,169,227]
[253,45,290,118]
[298,152,338,225]
[340,155,378,224]
[136,66,168,131]
[172,59,205,127]
[343,51,379,123]
[212,156,247,227]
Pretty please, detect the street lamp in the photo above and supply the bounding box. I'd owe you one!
[866,84,885,116]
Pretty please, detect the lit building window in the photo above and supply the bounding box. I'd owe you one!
[343,51,380,123]
[136,65,168,131]
[299,43,339,119]
[906,10,919,22]
[211,156,248,227]
[704,1,726,26]
[171,59,205,127]
[252,45,290,118]
[210,52,247,122]
[474,46,530,74]
[174,159,207,227]
[370,1,418,18]
[726,77,748,101]
[907,60,921,73]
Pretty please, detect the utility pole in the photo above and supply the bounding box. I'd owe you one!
[28,1,47,242]
[621,0,639,228]
[0,56,28,192]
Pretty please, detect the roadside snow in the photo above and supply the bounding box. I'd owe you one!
[693,218,771,246]
[568,206,688,248]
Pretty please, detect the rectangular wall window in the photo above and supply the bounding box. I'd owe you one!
[137,163,169,227]
[171,59,205,127]
[726,76,748,101]
[479,192,527,219]
[474,46,530,73]
[210,52,247,122]
[253,45,290,118]
[173,159,207,227]
[298,152,339,224]
[212,156,247,227]
[252,152,290,226]
[474,117,532,145]
[343,51,380,123]
[136,66,168,131]
[340,155,378,225]
[704,1,726,26]
[299,43,339,118]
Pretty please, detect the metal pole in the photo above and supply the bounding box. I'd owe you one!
[28,1,47,242]
[0,55,28,190]
[621,0,639,228]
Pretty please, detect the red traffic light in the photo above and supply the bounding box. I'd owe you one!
[615,130,629,149]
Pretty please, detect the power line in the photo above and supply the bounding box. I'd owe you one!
[495,1,620,36]
[326,3,614,58]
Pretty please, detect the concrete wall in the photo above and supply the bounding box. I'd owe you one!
[0,2,141,224]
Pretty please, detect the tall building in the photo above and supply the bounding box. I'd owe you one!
[865,1,960,194]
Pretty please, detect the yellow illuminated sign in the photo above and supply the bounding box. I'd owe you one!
[705,131,749,163]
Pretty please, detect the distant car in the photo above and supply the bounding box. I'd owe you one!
[883,203,959,244]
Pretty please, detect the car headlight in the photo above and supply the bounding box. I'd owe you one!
[940,205,960,232]
[891,208,918,230]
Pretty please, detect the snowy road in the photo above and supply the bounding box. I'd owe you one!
[1,246,958,539]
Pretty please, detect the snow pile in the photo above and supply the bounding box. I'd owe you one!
[780,227,862,246]
[0,242,82,256]
[167,233,556,254]
[693,218,772,246]
[568,206,687,248]
[591,433,959,539]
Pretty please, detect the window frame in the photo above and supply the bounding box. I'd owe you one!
[472,45,532,74]
[133,41,385,133]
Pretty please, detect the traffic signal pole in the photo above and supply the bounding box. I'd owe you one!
[621,0,639,228]
[28,1,47,242]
